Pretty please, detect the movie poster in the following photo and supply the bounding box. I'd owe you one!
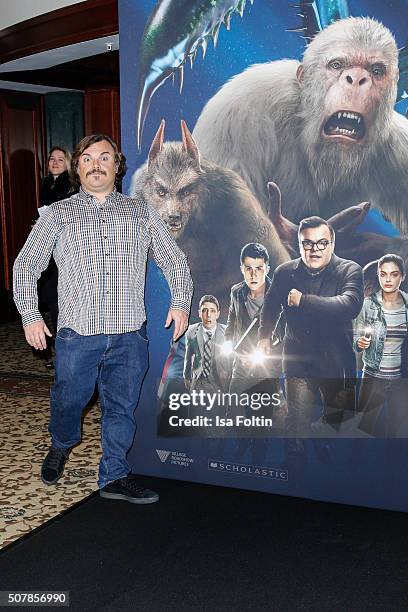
[119,0,408,510]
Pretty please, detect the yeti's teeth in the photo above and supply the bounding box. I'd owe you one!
[357,117,361,123]
[338,112,342,119]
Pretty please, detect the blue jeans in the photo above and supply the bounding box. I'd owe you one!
[49,327,149,488]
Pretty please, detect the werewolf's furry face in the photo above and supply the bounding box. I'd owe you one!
[143,143,204,239]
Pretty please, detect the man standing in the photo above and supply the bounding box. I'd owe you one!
[13,134,193,504]
[258,216,364,438]
[184,295,230,394]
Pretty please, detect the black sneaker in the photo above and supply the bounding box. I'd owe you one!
[100,475,159,504]
[41,446,69,485]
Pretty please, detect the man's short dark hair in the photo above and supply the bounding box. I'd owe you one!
[298,216,335,240]
[70,134,127,189]
[377,253,405,276]
[240,243,269,265]
[199,295,220,311]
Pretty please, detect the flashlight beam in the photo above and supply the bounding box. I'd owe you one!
[234,317,258,351]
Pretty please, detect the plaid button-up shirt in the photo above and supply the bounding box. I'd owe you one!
[13,188,193,335]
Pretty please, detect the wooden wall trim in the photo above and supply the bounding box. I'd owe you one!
[0,100,7,291]
[0,0,118,65]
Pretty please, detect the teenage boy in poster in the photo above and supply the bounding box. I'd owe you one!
[225,243,272,394]
[184,295,230,394]
[183,295,230,440]
[224,243,277,462]
[258,216,364,445]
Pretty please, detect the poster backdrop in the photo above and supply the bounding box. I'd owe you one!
[119,0,408,511]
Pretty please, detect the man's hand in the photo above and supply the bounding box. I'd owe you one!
[288,288,302,307]
[23,320,53,350]
[241,355,257,370]
[165,308,188,341]
[257,338,272,356]
[357,336,371,350]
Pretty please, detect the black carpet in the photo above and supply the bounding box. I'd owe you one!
[0,476,407,611]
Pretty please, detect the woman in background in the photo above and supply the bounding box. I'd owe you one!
[39,147,73,208]
[354,254,408,437]
[38,147,75,366]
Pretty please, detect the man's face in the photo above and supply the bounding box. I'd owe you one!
[240,257,269,293]
[378,262,404,294]
[299,225,334,270]
[199,301,220,330]
[77,140,117,197]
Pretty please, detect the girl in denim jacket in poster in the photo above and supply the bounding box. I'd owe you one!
[354,254,408,437]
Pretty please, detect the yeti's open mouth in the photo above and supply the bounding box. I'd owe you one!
[323,111,365,141]
[167,221,183,232]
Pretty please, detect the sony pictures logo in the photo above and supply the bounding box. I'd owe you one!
[155,449,194,467]
[208,460,288,481]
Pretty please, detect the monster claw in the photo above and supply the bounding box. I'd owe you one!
[287,27,306,33]
[237,0,246,17]
[189,48,198,69]
[297,0,349,42]
[224,9,232,30]
[201,37,208,59]
[212,22,221,46]
[178,64,184,93]
[136,0,249,147]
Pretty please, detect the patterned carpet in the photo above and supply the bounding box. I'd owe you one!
[0,322,100,549]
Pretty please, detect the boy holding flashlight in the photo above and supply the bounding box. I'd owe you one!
[225,243,272,394]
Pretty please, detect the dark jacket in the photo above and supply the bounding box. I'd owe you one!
[37,171,75,329]
[259,254,364,379]
[225,276,272,354]
[39,171,73,207]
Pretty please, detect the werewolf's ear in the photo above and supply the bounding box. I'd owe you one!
[148,119,165,170]
[181,120,201,170]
